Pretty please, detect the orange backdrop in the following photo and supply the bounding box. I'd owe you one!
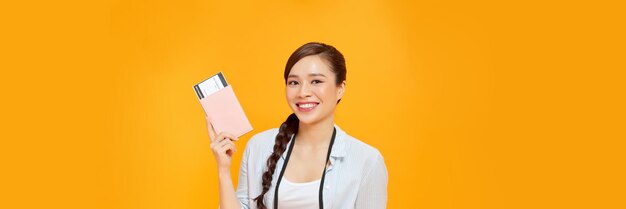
[1,0,624,208]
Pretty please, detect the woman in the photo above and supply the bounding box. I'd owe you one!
[206,42,388,209]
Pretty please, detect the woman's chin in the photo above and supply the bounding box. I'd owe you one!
[295,113,334,126]
[293,113,317,124]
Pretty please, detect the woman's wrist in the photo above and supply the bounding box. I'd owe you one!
[217,167,231,176]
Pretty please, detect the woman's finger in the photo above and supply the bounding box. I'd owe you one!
[219,140,236,152]
[206,117,217,142]
[210,137,228,150]
[217,140,237,156]
[217,138,234,149]
[218,132,239,141]
[215,138,235,151]
[211,131,237,145]
[213,137,233,151]
[213,133,235,145]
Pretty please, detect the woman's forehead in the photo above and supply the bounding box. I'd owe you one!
[289,55,333,77]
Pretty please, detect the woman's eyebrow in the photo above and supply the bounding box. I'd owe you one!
[309,73,327,77]
[287,73,327,78]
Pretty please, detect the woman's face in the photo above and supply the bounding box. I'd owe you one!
[286,55,345,125]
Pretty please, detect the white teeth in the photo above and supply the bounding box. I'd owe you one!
[299,103,317,108]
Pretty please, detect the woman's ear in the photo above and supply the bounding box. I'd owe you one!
[337,81,346,101]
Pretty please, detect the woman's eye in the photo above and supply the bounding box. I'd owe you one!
[312,80,323,84]
[288,81,299,85]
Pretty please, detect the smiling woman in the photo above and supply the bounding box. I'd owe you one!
[286,53,345,124]
[206,42,388,209]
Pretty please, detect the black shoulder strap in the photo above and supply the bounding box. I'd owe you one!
[318,128,337,209]
[273,134,296,209]
[274,128,337,209]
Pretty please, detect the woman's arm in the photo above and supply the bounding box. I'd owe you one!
[217,167,242,209]
[207,117,243,209]
[355,154,389,209]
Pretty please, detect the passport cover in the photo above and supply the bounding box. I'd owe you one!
[199,85,253,138]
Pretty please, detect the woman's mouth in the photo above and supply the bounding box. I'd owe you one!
[296,102,319,112]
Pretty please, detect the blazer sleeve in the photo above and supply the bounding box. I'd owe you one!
[355,154,388,209]
[234,142,252,209]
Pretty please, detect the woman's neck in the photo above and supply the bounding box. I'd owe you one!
[295,116,335,147]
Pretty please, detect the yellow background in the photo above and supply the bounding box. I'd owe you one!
[1,0,624,208]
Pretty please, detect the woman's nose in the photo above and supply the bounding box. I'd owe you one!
[298,84,312,98]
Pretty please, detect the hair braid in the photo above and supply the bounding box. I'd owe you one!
[253,113,299,209]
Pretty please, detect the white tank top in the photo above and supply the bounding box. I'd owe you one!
[277,177,321,209]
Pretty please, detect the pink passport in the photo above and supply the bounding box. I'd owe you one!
[199,85,253,137]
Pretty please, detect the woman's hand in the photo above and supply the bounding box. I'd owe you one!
[206,116,238,172]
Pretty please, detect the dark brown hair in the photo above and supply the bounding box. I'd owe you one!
[253,42,347,209]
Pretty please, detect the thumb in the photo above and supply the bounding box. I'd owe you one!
[206,116,216,141]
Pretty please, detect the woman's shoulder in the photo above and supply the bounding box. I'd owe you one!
[243,128,279,152]
[339,128,384,160]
